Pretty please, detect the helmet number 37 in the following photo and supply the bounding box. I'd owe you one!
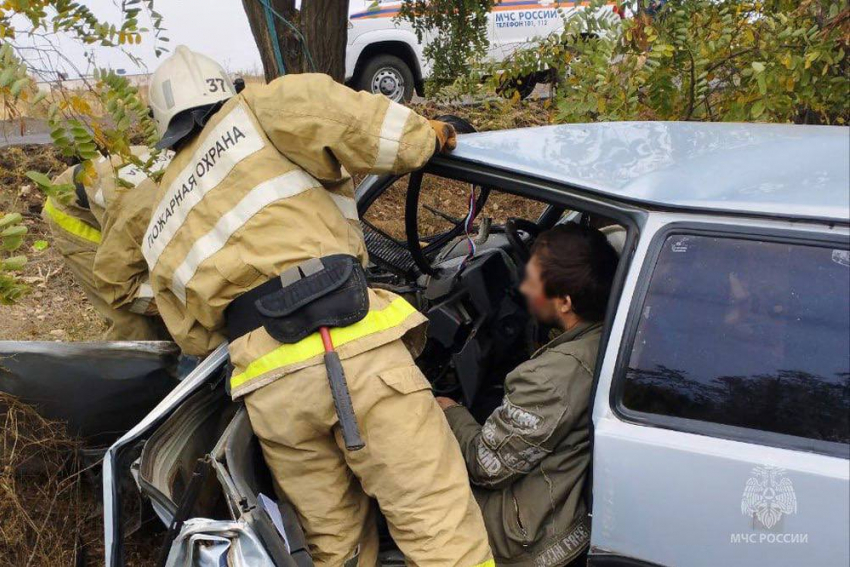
[207,78,227,93]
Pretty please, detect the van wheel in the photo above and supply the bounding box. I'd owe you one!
[356,55,415,103]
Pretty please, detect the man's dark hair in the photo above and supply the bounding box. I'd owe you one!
[530,223,619,322]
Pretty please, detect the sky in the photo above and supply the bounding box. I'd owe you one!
[18,0,263,80]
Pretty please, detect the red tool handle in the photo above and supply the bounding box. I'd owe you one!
[319,326,334,352]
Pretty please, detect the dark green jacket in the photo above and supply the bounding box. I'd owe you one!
[444,321,602,567]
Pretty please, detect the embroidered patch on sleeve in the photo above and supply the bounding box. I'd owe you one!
[499,439,549,473]
[476,442,503,477]
[501,399,544,432]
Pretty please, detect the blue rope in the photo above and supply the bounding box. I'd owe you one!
[262,0,286,75]
[254,0,317,75]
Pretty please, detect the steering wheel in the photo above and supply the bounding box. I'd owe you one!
[505,217,541,265]
[405,170,490,276]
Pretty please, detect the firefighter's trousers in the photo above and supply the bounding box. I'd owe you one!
[244,339,494,567]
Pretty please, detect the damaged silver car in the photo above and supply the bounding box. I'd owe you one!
[104,122,850,567]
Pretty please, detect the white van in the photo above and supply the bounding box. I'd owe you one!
[345,0,612,101]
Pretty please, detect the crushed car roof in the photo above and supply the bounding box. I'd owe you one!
[452,121,850,222]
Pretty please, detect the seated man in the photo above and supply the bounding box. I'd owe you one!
[437,223,619,567]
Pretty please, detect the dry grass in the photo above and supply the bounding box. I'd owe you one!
[412,97,555,132]
[364,175,549,241]
[1,84,101,121]
[0,392,162,567]
[0,393,96,566]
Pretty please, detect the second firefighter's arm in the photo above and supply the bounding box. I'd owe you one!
[93,179,158,316]
[242,74,440,183]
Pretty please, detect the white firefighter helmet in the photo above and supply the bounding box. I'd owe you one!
[148,45,236,149]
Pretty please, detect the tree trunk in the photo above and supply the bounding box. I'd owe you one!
[300,0,349,81]
[241,0,349,83]
[241,0,292,82]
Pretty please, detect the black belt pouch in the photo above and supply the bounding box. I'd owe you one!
[255,254,370,344]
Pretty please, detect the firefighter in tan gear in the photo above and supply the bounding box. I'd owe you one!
[92,152,172,320]
[144,46,493,566]
[41,149,171,340]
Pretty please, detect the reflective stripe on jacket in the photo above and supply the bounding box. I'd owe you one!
[229,292,422,395]
[142,73,436,398]
[41,164,102,244]
[43,196,102,244]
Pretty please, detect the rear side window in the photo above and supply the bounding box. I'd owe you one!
[622,234,850,445]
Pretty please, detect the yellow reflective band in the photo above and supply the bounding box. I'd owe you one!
[471,560,495,567]
[230,297,418,390]
[44,198,101,244]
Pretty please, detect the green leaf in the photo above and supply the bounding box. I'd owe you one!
[1,256,27,271]
[26,170,53,188]
[32,90,48,106]
[0,213,23,230]
[1,225,28,238]
[751,61,766,74]
[10,77,28,96]
[1,236,24,252]
[71,126,91,139]
[0,66,16,87]
[32,240,49,251]
[751,101,765,119]
[757,74,767,95]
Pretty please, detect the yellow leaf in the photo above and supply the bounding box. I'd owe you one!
[70,96,93,114]
[78,160,99,187]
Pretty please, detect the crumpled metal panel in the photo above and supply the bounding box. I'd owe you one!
[0,341,180,446]
[164,519,275,567]
[104,344,230,567]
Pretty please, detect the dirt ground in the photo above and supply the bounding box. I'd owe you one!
[0,98,552,566]
[0,144,107,341]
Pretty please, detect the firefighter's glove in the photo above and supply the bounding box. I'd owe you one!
[429,120,457,154]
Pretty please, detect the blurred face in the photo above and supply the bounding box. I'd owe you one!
[520,255,561,327]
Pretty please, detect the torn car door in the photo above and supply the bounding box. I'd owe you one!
[0,340,179,446]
